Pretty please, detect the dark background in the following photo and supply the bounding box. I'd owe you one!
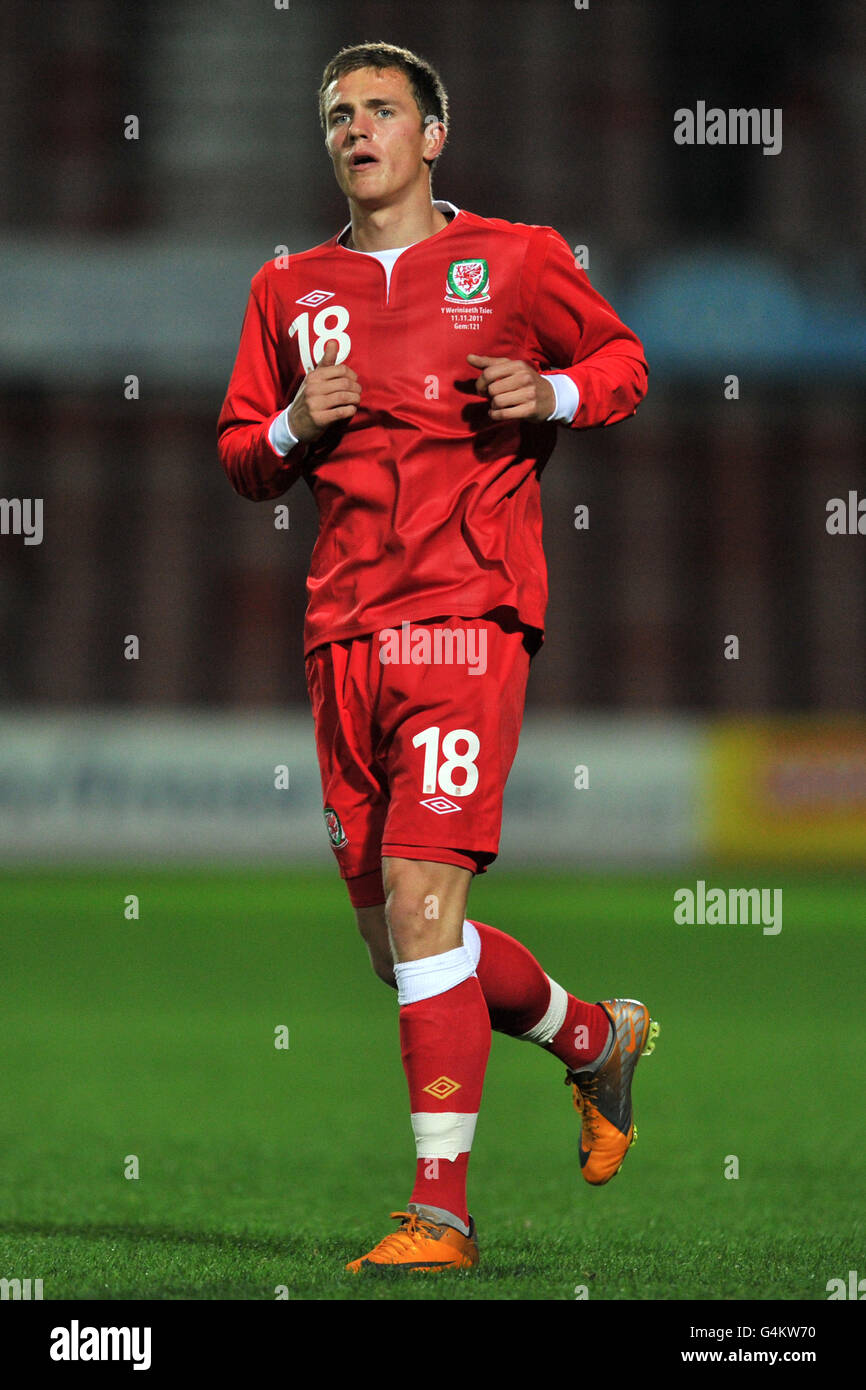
[2,0,864,710]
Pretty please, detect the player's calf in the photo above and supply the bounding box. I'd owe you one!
[355,902,395,986]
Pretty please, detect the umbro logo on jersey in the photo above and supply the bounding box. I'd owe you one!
[419,796,462,815]
[296,290,335,307]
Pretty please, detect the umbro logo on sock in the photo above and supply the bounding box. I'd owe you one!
[422,1075,461,1100]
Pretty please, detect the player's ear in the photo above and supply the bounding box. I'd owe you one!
[423,115,446,159]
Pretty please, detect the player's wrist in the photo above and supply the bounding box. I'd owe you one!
[538,376,557,421]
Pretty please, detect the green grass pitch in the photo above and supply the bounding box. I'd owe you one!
[1,868,863,1301]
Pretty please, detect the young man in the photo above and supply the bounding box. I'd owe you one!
[218,41,657,1272]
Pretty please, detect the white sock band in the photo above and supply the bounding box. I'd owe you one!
[394,944,475,1006]
[462,919,481,969]
[518,975,569,1044]
[410,1110,479,1161]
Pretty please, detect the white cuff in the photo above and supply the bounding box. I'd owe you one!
[394,945,476,1005]
[268,407,301,456]
[542,373,580,424]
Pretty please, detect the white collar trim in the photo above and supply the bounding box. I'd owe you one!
[337,199,460,250]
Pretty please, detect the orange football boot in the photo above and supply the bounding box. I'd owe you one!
[566,998,660,1185]
[346,1209,479,1272]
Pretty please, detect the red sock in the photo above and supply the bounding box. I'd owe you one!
[468,919,611,1069]
[401,974,491,1229]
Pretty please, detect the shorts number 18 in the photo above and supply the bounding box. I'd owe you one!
[412,726,480,797]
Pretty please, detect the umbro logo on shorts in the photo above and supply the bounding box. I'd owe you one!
[296,290,335,306]
[419,796,462,815]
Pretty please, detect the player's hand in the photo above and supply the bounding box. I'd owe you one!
[467,353,556,422]
[288,339,361,442]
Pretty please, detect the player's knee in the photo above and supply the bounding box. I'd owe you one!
[385,900,431,954]
[383,863,468,960]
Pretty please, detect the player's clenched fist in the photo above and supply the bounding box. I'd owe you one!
[288,338,361,443]
[467,353,556,423]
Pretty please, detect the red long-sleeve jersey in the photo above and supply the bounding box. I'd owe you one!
[218,204,648,656]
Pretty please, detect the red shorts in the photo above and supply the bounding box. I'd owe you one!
[304,611,533,908]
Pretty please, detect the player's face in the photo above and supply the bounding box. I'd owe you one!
[323,66,442,204]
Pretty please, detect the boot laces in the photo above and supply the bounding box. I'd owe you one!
[565,1068,600,1138]
[368,1210,441,1259]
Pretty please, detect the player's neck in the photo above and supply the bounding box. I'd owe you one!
[344,196,449,253]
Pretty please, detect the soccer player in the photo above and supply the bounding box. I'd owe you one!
[218,41,657,1272]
